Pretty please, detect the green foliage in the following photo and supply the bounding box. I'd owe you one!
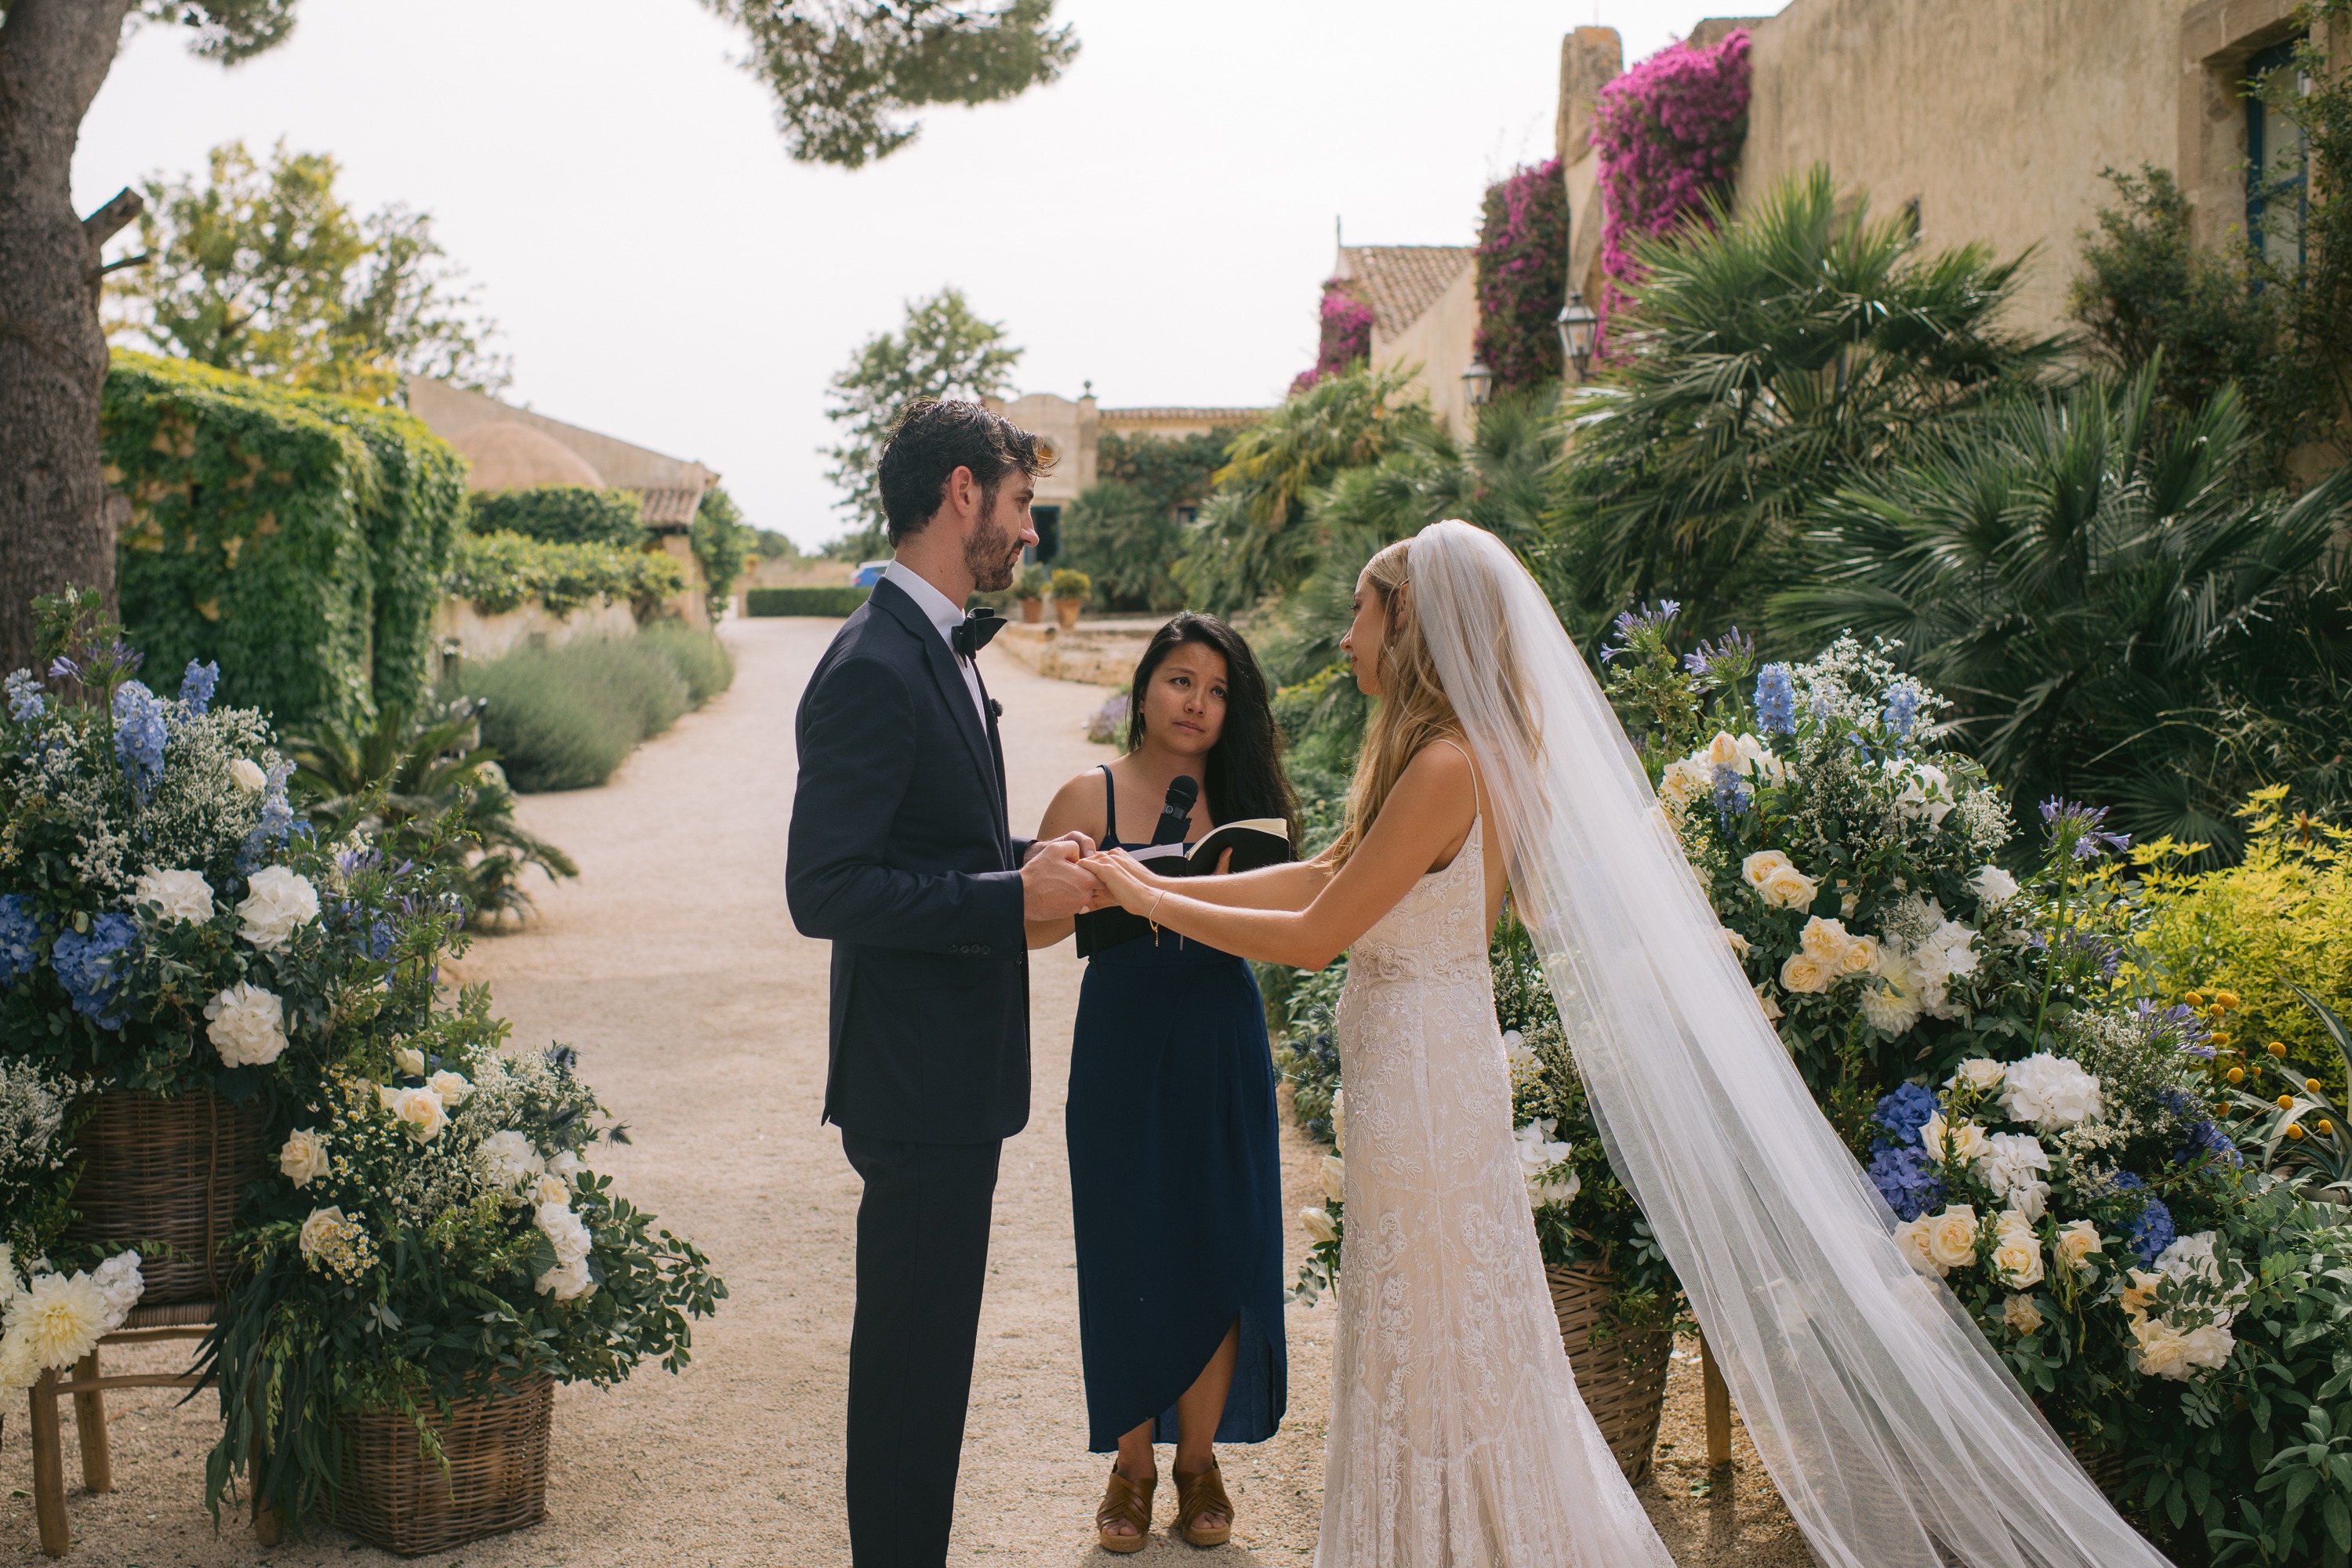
[104,352,468,733]
[1096,427,1236,513]
[745,586,872,616]
[1548,167,2067,640]
[1047,567,1090,601]
[1780,365,2352,855]
[285,698,579,927]
[2069,166,2328,474]
[444,530,685,621]
[1175,363,1432,614]
[466,485,647,549]
[688,485,756,616]
[699,0,1077,169]
[753,526,800,559]
[107,139,508,403]
[456,633,727,793]
[134,0,298,63]
[1057,481,1184,611]
[822,287,1022,553]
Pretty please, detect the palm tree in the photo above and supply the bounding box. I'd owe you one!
[1776,363,2352,856]
[1548,166,2069,641]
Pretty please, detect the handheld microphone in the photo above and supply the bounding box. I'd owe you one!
[1152,775,1200,847]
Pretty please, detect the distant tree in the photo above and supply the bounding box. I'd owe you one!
[108,139,510,401]
[1058,481,1182,611]
[1096,427,1235,515]
[820,287,1022,557]
[688,485,757,616]
[0,0,1077,673]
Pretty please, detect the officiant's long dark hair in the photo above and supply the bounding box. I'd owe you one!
[1127,614,1300,852]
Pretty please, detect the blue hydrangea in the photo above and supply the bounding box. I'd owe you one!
[1755,663,1797,735]
[2158,1088,2242,1168]
[111,680,166,795]
[51,913,136,1029]
[2110,1171,2178,1265]
[1871,1082,1940,1152]
[0,895,42,985]
[1867,1144,1947,1221]
[178,659,219,715]
[5,669,45,723]
[1711,761,1752,821]
[1882,680,1923,740]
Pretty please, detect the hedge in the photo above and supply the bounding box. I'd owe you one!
[445,530,686,620]
[467,485,647,548]
[746,586,872,616]
[103,352,467,732]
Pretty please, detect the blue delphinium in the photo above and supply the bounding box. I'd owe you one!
[111,679,166,796]
[2111,1171,2178,1264]
[5,669,45,723]
[2158,1088,2242,1168]
[51,913,136,1029]
[0,895,42,985]
[1882,679,1923,741]
[1867,1144,1947,1220]
[1755,663,1797,735]
[178,659,220,715]
[240,761,297,868]
[1871,1082,1940,1151]
[1710,761,1752,823]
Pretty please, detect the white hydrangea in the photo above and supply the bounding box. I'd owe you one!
[203,982,289,1068]
[1861,946,1927,1034]
[1513,1118,1581,1207]
[1967,865,2020,913]
[235,866,319,952]
[131,868,215,924]
[533,1203,596,1302]
[1973,1133,2053,1222]
[1998,1053,2103,1131]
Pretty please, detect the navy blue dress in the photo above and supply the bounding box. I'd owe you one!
[1066,767,1287,1451]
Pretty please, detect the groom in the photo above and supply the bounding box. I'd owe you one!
[786,398,1102,1566]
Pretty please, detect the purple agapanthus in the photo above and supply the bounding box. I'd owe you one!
[2135,999,2217,1060]
[2041,799,2132,861]
[1599,599,1679,662]
[1683,627,1756,681]
[2158,1088,2242,1169]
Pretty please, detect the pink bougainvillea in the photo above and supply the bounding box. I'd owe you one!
[1472,158,1570,391]
[1292,278,1376,394]
[1591,28,1752,344]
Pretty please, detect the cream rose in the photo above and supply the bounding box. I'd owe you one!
[1755,982,1784,1022]
[235,866,319,952]
[132,868,215,924]
[531,1173,571,1208]
[393,1046,426,1077]
[1779,950,1833,995]
[1722,927,1751,959]
[1838,934,1881,974]
[203,982,289,1069]
[1741,850,1794,889]
[1758,862,1820,912]
[298,1207,350,1262]
[1800,916,1851,960]
[278,1128,329,1188]
[229,757,268,794]
[385,1086,448,1142]
[2118,1268,2163,1319]
[1892,1217,1944,1278]
[1951,1058,2007,1093]
[1659,758,1710,817]
[1923,1205,1980,1272]
[426,1069,470,1105]
[1320,1156,1345,1204]
[1991,1229,2045,1289]
[1705,731,1746,771]
[1301,1206,1338,1247]
[2054,1220,2104,1277]
[2003,1294,2045,1334]
[1919,1113,1991,1167]
[1330,1091,1347,1155]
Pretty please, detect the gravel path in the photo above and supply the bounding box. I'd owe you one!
[5,615,1807,1566]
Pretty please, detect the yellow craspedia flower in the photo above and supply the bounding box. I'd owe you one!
[2310,1079,2324,1094]
[2216,990,2241,1011]
[2212,1031,2234,1048]
[2186,990,2206,1006]
[2323,1120,2337,1137]
[2216,1102,2233,1116]
[2270,1042,2290,1058]
[2289,1123,2308,1141]
[2227,1066,2246,1083]
[2208,1004,2228,1022]
[2280,1094,2298,1111]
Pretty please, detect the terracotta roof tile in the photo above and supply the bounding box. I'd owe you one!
[1337,245,1475,336]
[1100,407,1266,426]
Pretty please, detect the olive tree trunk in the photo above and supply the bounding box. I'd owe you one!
[0,0,138,673]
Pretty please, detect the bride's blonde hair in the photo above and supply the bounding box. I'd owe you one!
[1330,539,1461,866]
[1329,528,1543,867]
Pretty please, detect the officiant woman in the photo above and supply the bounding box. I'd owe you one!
[1028,612,1294,1552]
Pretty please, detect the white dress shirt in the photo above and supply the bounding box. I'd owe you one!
[881,561,989,731]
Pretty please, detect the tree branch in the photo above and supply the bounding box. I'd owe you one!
[82,187,144,252]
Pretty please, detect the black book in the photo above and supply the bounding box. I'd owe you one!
[1074,818,1294,958]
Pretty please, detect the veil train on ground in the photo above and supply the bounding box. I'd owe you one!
[1408,518,2172,1568]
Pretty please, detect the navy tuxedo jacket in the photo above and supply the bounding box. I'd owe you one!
[786,577,1033,1144]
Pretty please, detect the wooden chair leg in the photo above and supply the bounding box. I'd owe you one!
[30,1370,71,1557]
[71,1350,111,1494]
[1700,1330,1733,1472]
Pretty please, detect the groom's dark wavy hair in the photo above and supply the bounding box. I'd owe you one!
[876,399,1051,545]
[1127,613,1301,851]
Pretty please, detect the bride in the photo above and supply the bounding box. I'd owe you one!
[1081,520,2172,1567]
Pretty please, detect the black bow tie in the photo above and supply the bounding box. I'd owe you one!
[950,608,1004,659]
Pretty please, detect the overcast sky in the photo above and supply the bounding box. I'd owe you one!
[76,1,1779,550]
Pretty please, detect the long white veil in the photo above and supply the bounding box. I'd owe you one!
[1407,519,2170,1568]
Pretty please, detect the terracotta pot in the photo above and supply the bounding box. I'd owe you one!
[1054,597,1083,630]
[1018,597,1044,624]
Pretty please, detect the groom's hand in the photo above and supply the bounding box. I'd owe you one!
[1023,830,1097,863]
[1022,835,1104,920]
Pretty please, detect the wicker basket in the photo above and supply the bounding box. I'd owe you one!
[1546,1263,1674,1484]
[2067,1434,2126,1499]
[64,1088,269,1305]
[335,1376,554,1556]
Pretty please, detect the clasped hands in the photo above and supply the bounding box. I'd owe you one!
[1017,836,1171,923]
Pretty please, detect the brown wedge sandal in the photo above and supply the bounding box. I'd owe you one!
[1174,1462,1234,1548]
[1096,1465,1155,1555]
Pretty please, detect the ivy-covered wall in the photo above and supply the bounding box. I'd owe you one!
[102,353,468,732]
[467,485,648,548]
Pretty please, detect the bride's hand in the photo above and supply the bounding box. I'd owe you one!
[1082,848,1165,916]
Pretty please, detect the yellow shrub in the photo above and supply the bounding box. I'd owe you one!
[2126,788,2352,1090]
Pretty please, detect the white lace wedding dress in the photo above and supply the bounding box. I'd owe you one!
[1319,802,1675,1567]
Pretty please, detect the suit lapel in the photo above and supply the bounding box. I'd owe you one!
[870,579,1007,855]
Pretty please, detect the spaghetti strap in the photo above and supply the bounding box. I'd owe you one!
[1099,764,1119,847]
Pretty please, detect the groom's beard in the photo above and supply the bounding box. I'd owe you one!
[965,502,1022,593]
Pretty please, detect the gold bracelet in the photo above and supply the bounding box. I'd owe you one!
[1149,888,1165,943]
